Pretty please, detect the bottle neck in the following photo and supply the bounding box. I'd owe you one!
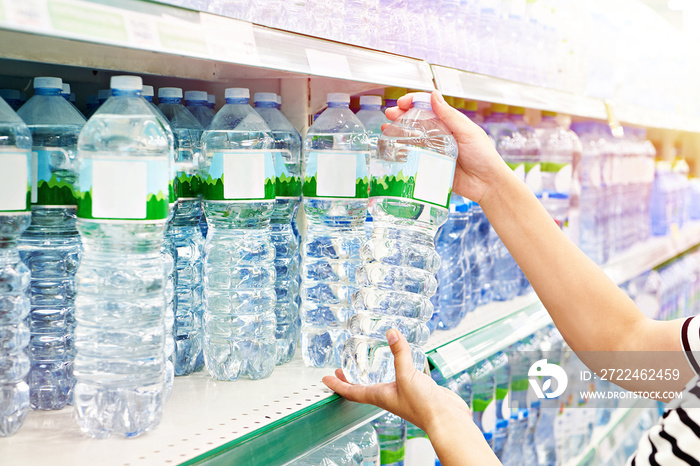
[360,105,382,111]
[144,96,154,102]
[255,101,277,109]
[35,88,61,96]
[328,102,349,109]
[225,98,249,105]
[112,89,142,97]
[385,99,398,108]
[160,97,182,104]
[186,100,207,107]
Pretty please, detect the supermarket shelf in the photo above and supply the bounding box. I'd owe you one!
[426,223,700,379]
[432,65,609,121]
[1,356,382,466]
[0,0,434,89]
[612,102,700,133]
[564,399,659,466]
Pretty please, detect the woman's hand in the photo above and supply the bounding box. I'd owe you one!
[322,330,501,466]
[384,90,512,205]
[322,329,469,434]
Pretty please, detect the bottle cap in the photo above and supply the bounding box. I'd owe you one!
[98,89,111,100]
[62,83,71,94]
[327,93,350,103]
[208,94,216,104]
[483,432,493,441]
[384,87,407,100]
[496,419,509,429]
[464,100,479,111]
[453,97,465,108]
[158,87,182,98]
[0,89,20,100]
[542,110,557,117]
[110,75,142,91]
[34,77,63,89]
[491,103,509,113]
[360,95,382,106]
[444,96,455,106]
[412,92,431,104]
[142,85,154,98]
[254,92,278,103]
[225,88,250,99]
[509,106,525,115]
[185,90,208,101]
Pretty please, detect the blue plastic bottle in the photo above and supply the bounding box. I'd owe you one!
[74,75,171,438]
[185,90,215,128]
[342,93,456,384]
[433,194,470,329]
[200,87,277,380]
[0,96,32,437]
[16,77,86,411]
[157,87,205,377]
[254,92,302,365]
[300,93,369,368]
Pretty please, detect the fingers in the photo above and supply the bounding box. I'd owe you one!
[322,374,393,409]
[334,368,349,383]
[384,107,406,121]
[396,93,418,110]
[430,90,481,140]
[387,329,415,382]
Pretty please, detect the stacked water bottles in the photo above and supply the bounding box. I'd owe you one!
[291,421,380,465]
[650,158,692,238]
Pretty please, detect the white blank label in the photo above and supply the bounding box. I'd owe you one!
[223,151,265,199]
[317,152,356,197]
[0,152,27,211]
[414,153,454,206]
[92,160,147,219]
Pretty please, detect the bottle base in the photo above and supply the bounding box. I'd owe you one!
[0,382,29,437]
[340,336,426,385]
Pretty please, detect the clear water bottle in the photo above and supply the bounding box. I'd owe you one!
[523,401,540,466]
[16,76,86,411]
[381,87,406,112]
[345,422,380,466]
[74,75,171,438]
[60,83,70,100]
[471,204,493,306]
[254,92,302,365]
[356,96,389,246]
[493,418,509,460]
[185,90,215,128]
[342,92,456,384]
[300,93,369,369]
[535,111,582,229]
[501,410,528,465]
[371,413,406,466]
[469,358,495,433]
[200,87,277,381]
[433,194,470,330]
[0,96,32,437]
[0,89,23,111]
[157,87,205,377]
[489,351,510,422]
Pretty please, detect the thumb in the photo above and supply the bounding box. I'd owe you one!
[430,90,482,140]
[387,329,415,380]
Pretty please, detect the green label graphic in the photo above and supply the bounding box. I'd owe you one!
[302,150,369,199]
[472,396,493,413]
[175,172,200,200]
[369,147,456,209]
[0,148,31,213]
[274,150,301,198]
[201,150,275,201]
[31,149,78,206]
[379,446,405,465]
[77,155,170,220]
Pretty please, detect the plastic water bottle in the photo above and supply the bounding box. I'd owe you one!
[372,413,406,466]
[356,95,389,250]
[493,418,509,460]
[73,75,171,438]
[535,111,582,229]
[254,92,302,365]
[207,94,216,110]
[157,87,205,377]
[0,96,32,437]
[433,194,470,329]
[185,90,215,128]
[523,402,540,466]
[469,358,495,433]
[346,423,380,466]
[501,411,528,465]
[489,351,510,422]
[342,92,457,384]
[300,93,369,368]
[382,87,406,111]
[0,89,23,111]
[16,77,85,411]
[200,87,277,380]
[471,204,493,306]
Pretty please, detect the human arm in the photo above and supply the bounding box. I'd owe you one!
[322,329,500,466]
[385,92,695,393]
